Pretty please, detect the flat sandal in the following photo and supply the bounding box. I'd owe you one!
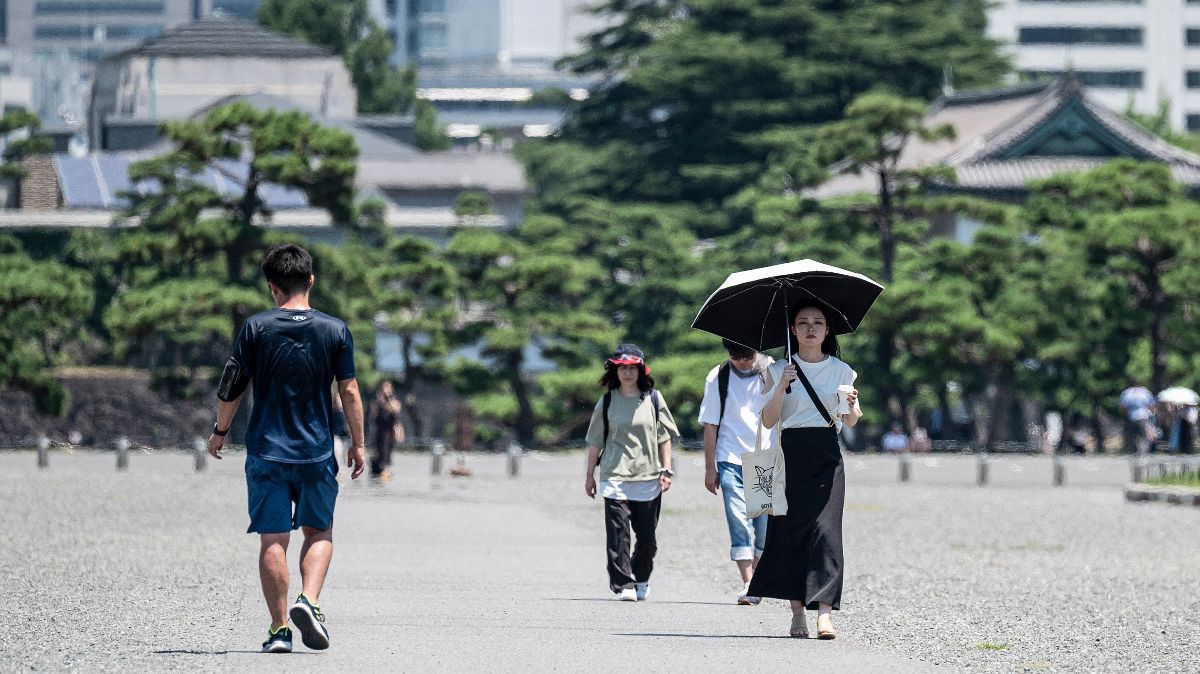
[789,613,808,638]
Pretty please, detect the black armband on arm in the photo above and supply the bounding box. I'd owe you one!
[217,357,249,402]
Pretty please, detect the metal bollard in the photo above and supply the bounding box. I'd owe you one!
[116,436,130,471]
[1052,454,1065,487]
[898,451,911,483]
[1130,456,1146,483]
[431,440,445,475]
[976,451,989,486]
[507,441,522,477]
[37,434,50,468]
[192,437,207,472]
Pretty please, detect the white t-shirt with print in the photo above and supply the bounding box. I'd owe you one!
[697,358,774,465]
[758,355,858,429]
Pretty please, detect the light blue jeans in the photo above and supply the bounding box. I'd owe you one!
[718,461,767,561]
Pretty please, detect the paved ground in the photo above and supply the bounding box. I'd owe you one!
[2,450,1197,673]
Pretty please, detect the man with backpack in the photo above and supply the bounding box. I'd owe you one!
[699,338,773,605]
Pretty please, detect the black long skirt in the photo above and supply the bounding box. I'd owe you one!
[746,426,845,609]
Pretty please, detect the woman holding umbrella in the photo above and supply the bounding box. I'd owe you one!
[750,304,861,639]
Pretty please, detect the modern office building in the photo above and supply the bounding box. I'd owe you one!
[2,0,211,61]
[987,0,1200,131]
[0,0,214,130]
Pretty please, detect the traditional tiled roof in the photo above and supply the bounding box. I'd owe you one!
[811,76,1200,198]
[114,16,331,59]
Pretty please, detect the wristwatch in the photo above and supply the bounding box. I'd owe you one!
[212,423,229,436]
[660,468,675,477]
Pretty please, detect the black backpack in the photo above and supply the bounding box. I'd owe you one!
[714,361,731,442]
[598,388,663,463]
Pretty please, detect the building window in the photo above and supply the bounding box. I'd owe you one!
[0,0,6,44]
[419,0,446,12]
[1189,28,1200,45]
[1023,70,1143,88]
[419,23,447,51]
[1188,114,1200,131]
[35,0,164,14]
[35,23,163,40]
[1018,26,1143,45]
[1188,71,1200,88]
[211,0,260,20]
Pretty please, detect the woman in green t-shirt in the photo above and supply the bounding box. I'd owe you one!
[584,344,679,602]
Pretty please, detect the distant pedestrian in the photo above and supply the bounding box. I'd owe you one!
[1119,382,1157,454]
[749,305,862,640]
[698,338,773,605]
[371,380,404,480]
[207,244,365,654]
[881,422,908,453]
[584,343,678,602]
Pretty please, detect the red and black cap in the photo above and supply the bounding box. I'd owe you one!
[605,343,649,371]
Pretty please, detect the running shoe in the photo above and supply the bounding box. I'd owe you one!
[635,582,649,601]
[616,587,637,601]
[289,594,330,650]
[261,625,293,653]
[737,584,762,606]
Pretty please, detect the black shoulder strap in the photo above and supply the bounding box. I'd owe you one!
[601,390,612,449]
[792,356,836,428]
[651,389,662,429]
[715,362,731,441]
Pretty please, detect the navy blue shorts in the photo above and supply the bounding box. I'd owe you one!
[245,453,339,534]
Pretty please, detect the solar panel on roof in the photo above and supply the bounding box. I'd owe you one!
[56,156,106,209]
[258,182,308,209]
[95,155,134,207]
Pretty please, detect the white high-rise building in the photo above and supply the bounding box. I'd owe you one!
[988,0,1200,131]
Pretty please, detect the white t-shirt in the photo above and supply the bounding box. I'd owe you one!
[758,355,858,429]
[697,358,774,465]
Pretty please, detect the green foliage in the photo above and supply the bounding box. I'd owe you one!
[453,190,495,221]
[258,0,366,55]
[260,0,424,119]
[414,100,450,151]
[0,243,94,415]
[84,103,359,396]
[1124,98,1200,155]
[544,0,1008,207]
[349,26,418,114]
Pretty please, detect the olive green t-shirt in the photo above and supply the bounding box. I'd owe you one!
[585,389,679,482]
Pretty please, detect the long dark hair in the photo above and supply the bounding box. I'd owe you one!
[787,304,840,358]
[598,364,655,394]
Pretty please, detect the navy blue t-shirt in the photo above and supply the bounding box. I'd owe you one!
[230,307,356,463]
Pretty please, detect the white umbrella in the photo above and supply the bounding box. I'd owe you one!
[1157,387,1200,406]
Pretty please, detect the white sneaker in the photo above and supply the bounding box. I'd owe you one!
[737,584,761,606]
[635,582,649,601]
[616,587,637,601]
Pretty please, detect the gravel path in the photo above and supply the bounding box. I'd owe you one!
[2,449,1196,672]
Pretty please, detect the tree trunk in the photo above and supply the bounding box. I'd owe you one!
[1148,267,1168,392]
[508,352,535,447]
[1090,398,1106,454]
[873,168,902,425]
[398,333,425,438]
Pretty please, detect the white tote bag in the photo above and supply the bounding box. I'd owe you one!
[742,421,787,517]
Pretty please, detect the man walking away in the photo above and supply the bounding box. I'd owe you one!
[207,244,366,653]
[699,339,773,605]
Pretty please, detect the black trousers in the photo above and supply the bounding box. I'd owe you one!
[748,427,845,609]
[603,496,661,592]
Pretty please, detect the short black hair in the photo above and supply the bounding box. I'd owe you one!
[722,338,755,359]
[261,244,313,296]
